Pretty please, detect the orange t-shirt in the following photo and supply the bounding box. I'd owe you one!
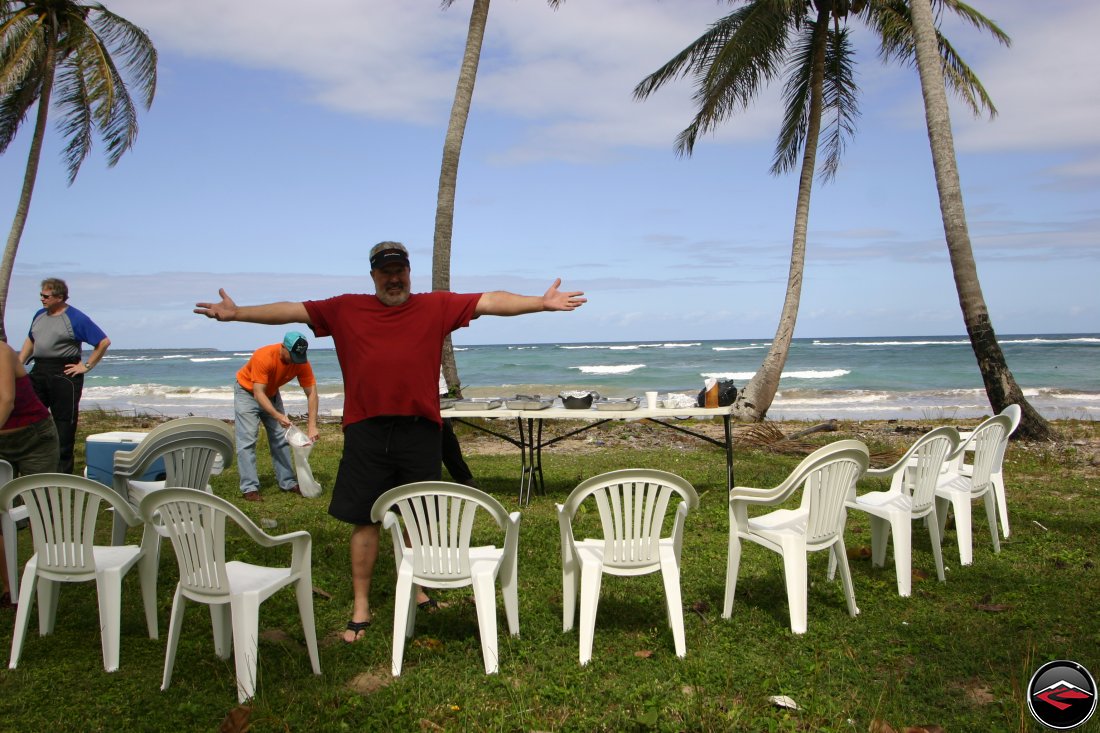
[236,343,316,397]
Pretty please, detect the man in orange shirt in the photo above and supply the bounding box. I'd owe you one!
[234,331,320,501]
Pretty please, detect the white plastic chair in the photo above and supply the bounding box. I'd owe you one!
[556,469,699,665]
[371,482,521,676]
[0,460,27,598]
[724,440,868,634]
[935,414,1010,566]
[828,427,959,596]
[140,487,320,703]
[111,417,235,546]
[1,473,158,672]
[951,404,1021,539]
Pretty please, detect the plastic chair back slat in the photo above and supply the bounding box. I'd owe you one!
[804,458,864,547]
[969,422,1005,492]
[909,433,956,513]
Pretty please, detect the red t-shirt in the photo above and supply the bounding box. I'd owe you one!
[304,291,481,427]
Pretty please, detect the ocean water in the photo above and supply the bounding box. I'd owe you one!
[80,334,1099,422]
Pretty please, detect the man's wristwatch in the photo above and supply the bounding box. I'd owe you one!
[84,361,94,371]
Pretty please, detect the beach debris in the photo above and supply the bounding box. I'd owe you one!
[217,705,251,733]
[348,671,392,695]
[733,423,830,456]
[780,419,839,441]
[975,602,1012,613]
[846,545,873,561]
[769,694,800,710]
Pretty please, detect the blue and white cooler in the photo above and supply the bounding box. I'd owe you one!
[84,431,166,486]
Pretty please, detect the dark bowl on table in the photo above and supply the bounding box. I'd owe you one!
[560,391,598,409]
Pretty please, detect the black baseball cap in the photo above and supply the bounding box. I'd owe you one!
[369,241,410,270]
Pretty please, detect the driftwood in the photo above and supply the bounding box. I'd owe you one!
[734,423,816,455]
[777,420,838,442]
[734,419,898,462]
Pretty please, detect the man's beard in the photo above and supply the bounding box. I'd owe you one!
[377,288,410,307]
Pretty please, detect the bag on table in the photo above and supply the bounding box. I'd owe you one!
[284,425,323,498]
[697,378,737,408]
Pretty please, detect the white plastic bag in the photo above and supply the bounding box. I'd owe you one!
[284,426,323,498]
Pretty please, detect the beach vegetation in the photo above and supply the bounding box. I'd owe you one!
[0,0,156,340]
[633,1,1018,430]
[872,0,1052,442]
[0,410,1095,731]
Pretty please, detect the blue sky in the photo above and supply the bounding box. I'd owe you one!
[1,0,1096,351]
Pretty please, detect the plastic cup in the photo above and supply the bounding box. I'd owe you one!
[645,391,659,409]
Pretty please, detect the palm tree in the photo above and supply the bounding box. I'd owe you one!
[635,0,868,421]
[0,0,156,341]
[635,0,1004,423]
[882,0,1052,440]
[434,0,561,396]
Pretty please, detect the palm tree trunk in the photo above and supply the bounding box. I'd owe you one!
[733,9,830,421]
[433,0,491,397]
[0,19,58,343]
[907,0,1051,441]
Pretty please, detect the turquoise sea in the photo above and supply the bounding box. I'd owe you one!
[79,334,1099,422]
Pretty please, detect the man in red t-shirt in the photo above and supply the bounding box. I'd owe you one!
[196,241,586,642]
[234,331,320,501]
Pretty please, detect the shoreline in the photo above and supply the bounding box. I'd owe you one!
[78,408,1100,460]
[82,387,1099,424]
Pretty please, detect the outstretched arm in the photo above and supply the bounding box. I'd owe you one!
[474,278,586,317]
[195,288,311,325]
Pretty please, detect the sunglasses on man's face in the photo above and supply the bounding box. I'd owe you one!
[39,293,54,299]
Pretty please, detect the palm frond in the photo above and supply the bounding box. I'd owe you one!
[53,50,93,182]
[868,0,1004,118]
[681,2,799,155]
[633,9,745,101]
[95,49,139,166]
[0,14,44,152]
[88,5,156,108]
[772,22,814,175]
[817,26,858,180]
[936,0,1010,47]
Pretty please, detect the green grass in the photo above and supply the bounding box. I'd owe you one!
[1,413,1097,732]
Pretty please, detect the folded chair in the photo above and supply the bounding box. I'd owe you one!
[2,473,158,672]
[725,440,868,634]
[140,488,320,703]
[557,469,699,665]
[371,482,521,676]
[935,413,1011,566]
[828,427,959,596]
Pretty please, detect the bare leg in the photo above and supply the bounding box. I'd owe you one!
[344,523,379,642]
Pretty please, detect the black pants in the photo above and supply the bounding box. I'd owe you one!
[29,358,82,474]
[441,418,473,483]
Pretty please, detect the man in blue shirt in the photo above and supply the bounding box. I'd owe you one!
[19,277,110,473]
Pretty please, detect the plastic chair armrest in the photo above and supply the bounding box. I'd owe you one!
[728,485,790,506]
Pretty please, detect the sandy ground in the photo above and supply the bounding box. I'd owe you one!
[450,415,1100,469]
